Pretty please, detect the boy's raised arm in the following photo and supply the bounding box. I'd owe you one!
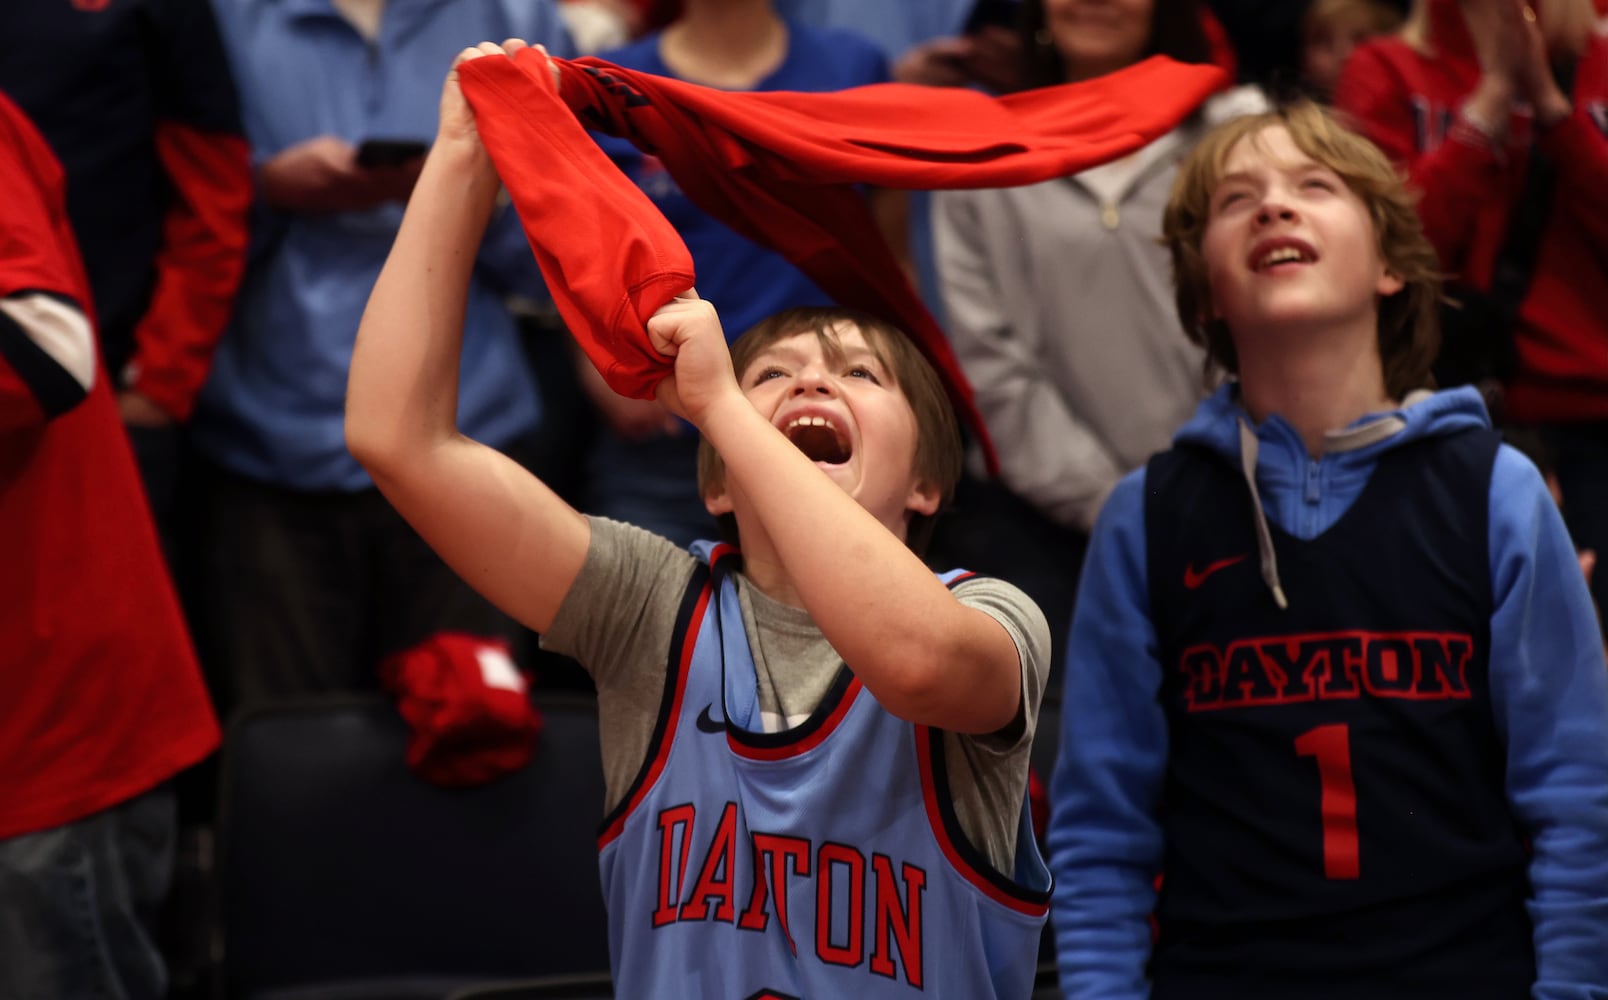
[345,41,588,634]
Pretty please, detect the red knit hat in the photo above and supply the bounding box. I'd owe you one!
[380,632,543,787]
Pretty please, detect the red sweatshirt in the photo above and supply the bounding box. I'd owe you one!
[0,94,218,839]
[1335,11,1608,423]
[459,52,1229,468]
[0,0,253,421]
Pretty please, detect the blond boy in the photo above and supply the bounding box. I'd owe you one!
[1046,102,1608,999]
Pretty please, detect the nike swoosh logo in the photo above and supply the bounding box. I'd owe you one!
[695,704,726,734]
[1184,553,1249,589]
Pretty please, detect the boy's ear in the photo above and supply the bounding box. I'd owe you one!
[905,477,942,519]
[704,482,734,517]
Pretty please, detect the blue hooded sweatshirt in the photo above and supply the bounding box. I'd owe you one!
[1047,382,1608,999]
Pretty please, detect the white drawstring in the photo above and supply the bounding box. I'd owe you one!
[1237,419,1289,611]
[1231,391,1426,612]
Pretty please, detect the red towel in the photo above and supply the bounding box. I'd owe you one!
[380,632,543,787]
[460,52,1228,470]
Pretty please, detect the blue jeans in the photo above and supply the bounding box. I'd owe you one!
[0,783,176,1000]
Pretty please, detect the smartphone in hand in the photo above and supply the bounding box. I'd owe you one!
[356,138,429,168]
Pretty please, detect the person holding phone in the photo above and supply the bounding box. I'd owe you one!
[184,0,575,716]
[354,137,430,168]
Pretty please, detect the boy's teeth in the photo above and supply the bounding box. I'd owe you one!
[1260,247,1306,269]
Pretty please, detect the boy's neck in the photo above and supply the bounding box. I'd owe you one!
[735,546,805,609]
[662,0,787,89]
[1235,325,1395,458]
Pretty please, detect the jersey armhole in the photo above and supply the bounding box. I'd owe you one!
[597,558,714,846]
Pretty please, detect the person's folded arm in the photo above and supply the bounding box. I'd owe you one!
[1537,109,1608,259]
[1334,44,1509,277]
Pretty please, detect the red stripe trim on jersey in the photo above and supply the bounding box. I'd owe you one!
[916,725,1050,916]
[597,571,713,850]
[728,676,866,762]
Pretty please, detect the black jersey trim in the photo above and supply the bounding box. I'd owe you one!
[917,725,1051,914]
[723,666,860,758]
[597,556,714,846]
[919,569,1050,913]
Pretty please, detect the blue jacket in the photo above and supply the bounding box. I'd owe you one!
[195,0,572,491]
[1048,383,1608,998]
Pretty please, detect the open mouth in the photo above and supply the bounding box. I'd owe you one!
[1251,240,1317,272]
[784,415,852,465]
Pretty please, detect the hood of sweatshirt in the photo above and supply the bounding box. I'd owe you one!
[1169,381,1493,609]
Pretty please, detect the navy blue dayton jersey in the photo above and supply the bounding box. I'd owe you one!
[1142,429,1533,999]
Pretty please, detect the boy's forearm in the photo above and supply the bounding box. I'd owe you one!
[702,395,1022,733]
[344,131,591,635]
[346,138,500,468]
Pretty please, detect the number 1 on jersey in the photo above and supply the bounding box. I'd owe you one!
[1295,723,1360,880]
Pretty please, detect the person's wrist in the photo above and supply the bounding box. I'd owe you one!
[1456,84,1512,152]
[1532,89,1572,131]
[425,136,501,207]
[432,132,492,172]
[696,389,758,440]
[1458,104,1503,141]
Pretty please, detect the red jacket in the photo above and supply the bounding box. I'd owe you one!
[0,0,252,421]
[0,93,218,838]
[459,52,1228,468]
[1335,13,1608,423]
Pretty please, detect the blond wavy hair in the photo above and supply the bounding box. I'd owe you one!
[1161,101,1443,400]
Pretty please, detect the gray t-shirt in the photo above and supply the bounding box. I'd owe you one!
[542,517,1051,873]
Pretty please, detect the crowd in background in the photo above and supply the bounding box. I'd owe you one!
[2,0,1605,996]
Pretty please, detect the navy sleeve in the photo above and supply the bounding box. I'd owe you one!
[150,0,244,133]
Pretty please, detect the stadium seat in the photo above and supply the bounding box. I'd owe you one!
[216,693,612,999]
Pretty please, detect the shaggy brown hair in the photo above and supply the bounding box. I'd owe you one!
[695,307,963,556]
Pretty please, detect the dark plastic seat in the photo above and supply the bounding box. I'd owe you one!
[446,971,615,1000]
[217,693,612,999]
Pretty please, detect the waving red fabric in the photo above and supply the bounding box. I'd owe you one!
[460,52,1228,470]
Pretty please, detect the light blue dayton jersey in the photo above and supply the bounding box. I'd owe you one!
[597,543,1051,998]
